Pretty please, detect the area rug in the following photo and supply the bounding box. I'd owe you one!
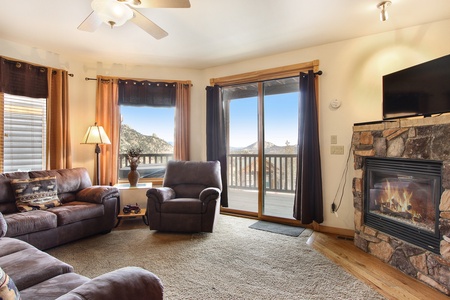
[47,215,385,300]
[249,220,305,236]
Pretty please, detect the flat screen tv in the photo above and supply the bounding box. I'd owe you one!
[382,54,450,120]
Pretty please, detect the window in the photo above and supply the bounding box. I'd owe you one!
[118,105,174,181]
[2,93,47,172]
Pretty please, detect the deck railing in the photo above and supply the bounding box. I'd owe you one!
[228,153,297,193]
[118,153,173,168]
[118,153,296,193]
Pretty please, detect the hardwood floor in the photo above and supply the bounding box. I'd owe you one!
[308,232,449,300]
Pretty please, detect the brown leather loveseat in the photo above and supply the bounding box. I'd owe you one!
[0,167,119,250]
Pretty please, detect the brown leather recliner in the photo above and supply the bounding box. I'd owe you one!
[146,160,222,232]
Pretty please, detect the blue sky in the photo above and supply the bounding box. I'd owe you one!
[121,91,299,148]
[121,106,175,143]
[229,93,299,147]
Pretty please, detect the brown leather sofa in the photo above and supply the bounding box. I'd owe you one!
[0,212,164,300]
[0,168,119,250]
[146,160,222,232]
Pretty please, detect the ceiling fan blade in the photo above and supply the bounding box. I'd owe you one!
[77,11,102,32]
[125,0,190,8]
[130,9,168,39]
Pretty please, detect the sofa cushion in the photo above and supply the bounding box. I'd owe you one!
[4,210,57,237]
[161,198,202,214]
[0,267,20,300]
[0,247,74,290]
[0,237,34,257]
[11,176,61,212]
[57,267,164,300]
[49,202,104,226]
[20,273,89,300]
[0,172,29,214]
[29,168,92,195]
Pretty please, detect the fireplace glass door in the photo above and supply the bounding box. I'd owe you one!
[364,157,441,253]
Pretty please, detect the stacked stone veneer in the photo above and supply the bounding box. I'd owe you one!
[352,115,450,295]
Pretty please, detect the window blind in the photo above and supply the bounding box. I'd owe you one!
[3,93,47,172]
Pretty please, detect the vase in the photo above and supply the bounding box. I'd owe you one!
[127,159,140,187]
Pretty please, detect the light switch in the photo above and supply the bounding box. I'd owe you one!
[331,135,337,144]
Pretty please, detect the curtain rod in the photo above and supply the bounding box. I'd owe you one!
[85,77,193,86]
[315,70,323,76]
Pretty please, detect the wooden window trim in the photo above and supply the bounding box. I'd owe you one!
[210,60,319,86]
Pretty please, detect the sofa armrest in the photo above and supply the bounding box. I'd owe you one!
[146,187,176,204]
[199,187,221,203]
[75,186,119,204]
[56,267,163,300]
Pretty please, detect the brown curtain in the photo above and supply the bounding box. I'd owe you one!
[293,70,323,224]
[174,83,190,160]
[47,69,72,169]
[118,80,176,106]
[96,76,120,186]
[0,57,48,98]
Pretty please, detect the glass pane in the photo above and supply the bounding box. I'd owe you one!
[262,77,299,219]
[119,105,174,180]
[224,83,258,213]
[3,94,47,172]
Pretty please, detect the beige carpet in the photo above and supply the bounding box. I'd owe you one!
[47,215,385,299]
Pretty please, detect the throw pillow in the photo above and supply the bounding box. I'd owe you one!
[11,176,61,212]
[0,267,20,300]
[0,212,7,238]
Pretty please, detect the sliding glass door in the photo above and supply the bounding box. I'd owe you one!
[223,77,299,220]
[262,78,299,218]
[225,83,259,214]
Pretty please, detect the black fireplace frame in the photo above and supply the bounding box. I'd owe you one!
[364,157,442,254]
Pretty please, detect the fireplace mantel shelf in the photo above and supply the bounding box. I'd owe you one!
[353,113,450,132]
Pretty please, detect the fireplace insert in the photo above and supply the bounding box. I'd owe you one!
[364,157,441,254]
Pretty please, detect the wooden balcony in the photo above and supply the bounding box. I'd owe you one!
[227,153,297,219]
[118,152,297,218]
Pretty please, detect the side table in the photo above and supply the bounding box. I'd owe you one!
[114,183,153,227]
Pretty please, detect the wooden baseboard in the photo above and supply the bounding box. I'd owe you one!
[315,224,354,237]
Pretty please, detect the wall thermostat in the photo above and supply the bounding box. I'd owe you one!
[330,99,341,109]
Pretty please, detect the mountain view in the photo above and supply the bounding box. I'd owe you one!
[230,141,297,154]
[120,124,173,154]
[120,124,296,155]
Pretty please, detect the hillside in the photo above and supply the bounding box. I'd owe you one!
[120,124,173,154]
[231,141,297,154]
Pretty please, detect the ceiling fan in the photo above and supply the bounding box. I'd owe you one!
[77,0,191,40]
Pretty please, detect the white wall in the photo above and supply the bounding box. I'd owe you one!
[1,18,450,230]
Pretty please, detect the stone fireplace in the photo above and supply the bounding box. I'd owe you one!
[352,115,450,295]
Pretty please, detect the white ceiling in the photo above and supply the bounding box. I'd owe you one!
[1,0,450,69]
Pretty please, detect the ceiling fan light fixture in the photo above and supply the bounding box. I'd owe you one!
[91,0,134,28]
[377,1,391,22]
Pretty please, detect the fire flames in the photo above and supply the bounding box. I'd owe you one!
[377,180,423,222]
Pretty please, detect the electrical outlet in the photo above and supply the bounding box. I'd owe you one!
[330,145,344,155]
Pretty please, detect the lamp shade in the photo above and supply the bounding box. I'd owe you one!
[91,0,134,27]
[81,123,111,145]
